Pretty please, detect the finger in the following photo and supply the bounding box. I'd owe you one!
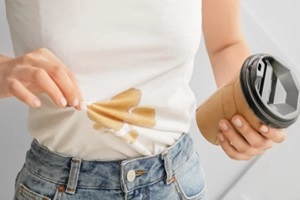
[67,71,84,110]
[17,67,67,108]
[259,125,286,143]
[46,66,79,107]
[21,49,80,107]
[217,132,252,161]
[7,79,41,108]
[42,49,81,107]
[231,115,273,149]
[219,120,263,156]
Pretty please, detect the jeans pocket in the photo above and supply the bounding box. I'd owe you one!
[174,151,206,200]
[16,183,52,200]
[14,166,62,200]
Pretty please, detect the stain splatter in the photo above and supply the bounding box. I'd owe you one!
[87,88,156,154]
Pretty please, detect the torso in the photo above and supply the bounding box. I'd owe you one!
[5,0,202,160]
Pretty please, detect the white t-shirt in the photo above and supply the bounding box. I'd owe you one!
[5,0,202,160]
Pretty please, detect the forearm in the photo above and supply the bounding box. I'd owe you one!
[202,0,251,88]
[208,40,251,88]
[0,54,11,62]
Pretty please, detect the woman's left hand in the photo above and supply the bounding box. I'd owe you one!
[217,115,286,161]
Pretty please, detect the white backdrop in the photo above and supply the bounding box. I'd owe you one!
[0,0,299,199]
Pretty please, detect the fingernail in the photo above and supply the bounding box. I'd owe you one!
[260,125,269,133]
[79,102,87,110]
[218,133,224,142]
[219,122,229,131]
[233,118,243,127]
[73,98,79,107]
[33,99,41,108]
[60,97,67,107]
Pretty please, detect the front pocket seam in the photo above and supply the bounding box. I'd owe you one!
[174,180,206,200]
[173,151,206,200]
[173,150,196,175]
[24,164,65,185]
[19,183,51,200]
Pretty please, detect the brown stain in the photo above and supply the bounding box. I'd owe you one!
[87,88,156,143]
[130,107,156,127]
[126,129,139,144]
[93,124,103,130]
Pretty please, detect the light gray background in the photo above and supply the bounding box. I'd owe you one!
[1,0,300,199]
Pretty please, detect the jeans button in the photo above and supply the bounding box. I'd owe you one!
[127,170,136,182]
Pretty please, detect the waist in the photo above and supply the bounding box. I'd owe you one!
[24,133,195,192]
[27,85,196,160]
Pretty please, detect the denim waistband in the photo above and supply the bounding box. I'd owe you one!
[25,133,195,194]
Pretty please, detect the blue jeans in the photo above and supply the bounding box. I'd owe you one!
[14,133,207,200]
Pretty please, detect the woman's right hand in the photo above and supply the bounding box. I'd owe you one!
[0,48,83,109]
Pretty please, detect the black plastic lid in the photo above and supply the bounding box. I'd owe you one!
[240,54,300,128]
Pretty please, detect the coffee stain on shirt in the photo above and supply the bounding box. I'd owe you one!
[87,88,156,155]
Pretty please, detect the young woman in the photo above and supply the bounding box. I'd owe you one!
[1,0,285,199]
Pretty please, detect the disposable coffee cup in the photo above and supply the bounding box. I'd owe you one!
[196,54,300,145]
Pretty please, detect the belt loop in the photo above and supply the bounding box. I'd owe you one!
[161,150,173,185]
[66,158,81,194]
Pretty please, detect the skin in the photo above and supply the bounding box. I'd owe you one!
[0,48,83,109]
[202,0,286,160]
[0,0,285,161]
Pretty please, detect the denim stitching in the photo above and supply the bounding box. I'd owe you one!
[24,163,65,185]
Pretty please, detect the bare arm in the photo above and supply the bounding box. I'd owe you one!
[201,0,285,160]
[202,0,250,87]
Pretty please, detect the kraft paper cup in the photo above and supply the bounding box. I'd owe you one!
[196,54,300,145]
